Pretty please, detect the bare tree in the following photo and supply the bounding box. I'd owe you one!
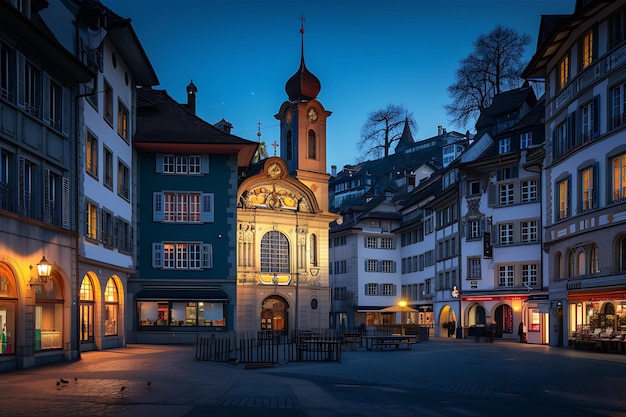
[357,104,417,161]
[445,25,531,130]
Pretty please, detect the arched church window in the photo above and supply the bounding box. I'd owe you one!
[260,231,290,273]
[307,130,316,159]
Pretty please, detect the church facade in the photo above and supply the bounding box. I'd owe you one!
[236,25,338,335]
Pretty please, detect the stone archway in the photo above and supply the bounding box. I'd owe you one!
[261,295,289,333]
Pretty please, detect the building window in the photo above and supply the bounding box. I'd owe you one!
[189,156,201,174]
[499,138,511,154]
[47,79,62,131]
[366,259,377,272]
[366,283,378,296]
[260,231,289,273]
[307,130,316,159]
[468,257,481,278]
[103,80,113,125]
[163,155,175,174]
[580,29,593,70]
[117,160,130,200]
[103,147,113,189]
[79,275,95,343]
[580,165,597,211]
[577,251,586,276]
[558,54,569,90]
[612,153,626,203]
[499,183,514,205]
[522,264,538,287]
[366,236,377,248]
[521,179,537,202]
[85,201,98,240]
[499,223,514,245]
[35,277,63,350]
[117,100,128,141]
[498,265,514,287]
[567,250,575,277]
[155,242,210,270]
[469,219,481,240]
[86,131,98,178]
[589,244,599,274]
[557,177,570,220]
[102,209,114,247]
[381,283,394,296]
[554,121,567,158]
[380,237,393,249]
[381,260,394,273]
[521,220,537,243]
[117,217,132,253]
[0,42,16,103]
[520,132,532,149]
[22,60,41,117]
[104,279,119,336]
[611,83,626,129]
[609,7,626,49]
[468,180,481,195]
[581,101,593,143]
[155,192,210,223]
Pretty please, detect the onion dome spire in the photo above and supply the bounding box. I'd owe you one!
[285,15,321,102]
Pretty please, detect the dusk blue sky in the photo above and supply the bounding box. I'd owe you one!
[103,0,574,171]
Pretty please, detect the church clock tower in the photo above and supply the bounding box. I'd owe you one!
[275,19,331,211]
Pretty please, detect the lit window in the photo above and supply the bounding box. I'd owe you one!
[558,55,569,90]
[581,30,593,69]
[612,153,626,203]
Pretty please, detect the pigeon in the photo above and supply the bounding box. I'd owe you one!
[120,386,126,392]
[60,378,69,384]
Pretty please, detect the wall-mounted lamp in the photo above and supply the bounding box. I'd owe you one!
[28,256,52,289]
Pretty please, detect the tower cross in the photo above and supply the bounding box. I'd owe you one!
[271,140,279,156]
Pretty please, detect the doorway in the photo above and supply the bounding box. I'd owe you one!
[261,295,288,333]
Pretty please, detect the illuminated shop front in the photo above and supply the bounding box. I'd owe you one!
[567,289,626,343]
[136,288,228,329]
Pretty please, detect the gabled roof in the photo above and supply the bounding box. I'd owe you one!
[475,84,537,132]
[523,0,612,79]
[135,88,258,167]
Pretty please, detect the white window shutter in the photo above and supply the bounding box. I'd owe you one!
[201,193,214,223]
[155,154,163,173]
[201,243,213,269]
[201,154,209,174]
[153,192,163,221]
[152,242,163,268]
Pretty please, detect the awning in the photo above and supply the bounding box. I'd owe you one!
[136,287,228,302]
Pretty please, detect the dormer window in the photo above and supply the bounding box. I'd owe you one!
[499,138,511,154]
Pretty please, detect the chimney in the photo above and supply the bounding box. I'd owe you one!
[438,125,443,135]
[331,165,337,176]
[186,80,197,114]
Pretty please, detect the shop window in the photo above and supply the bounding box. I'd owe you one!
[0,268,17,355]
[104,278,119,336]
[79,275,94,343]
[35,276,63,350]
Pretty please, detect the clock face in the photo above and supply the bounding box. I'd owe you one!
[307,107,318,123]
[268,162,282,178]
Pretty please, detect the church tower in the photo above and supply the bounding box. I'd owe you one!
[275,19,331,211]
